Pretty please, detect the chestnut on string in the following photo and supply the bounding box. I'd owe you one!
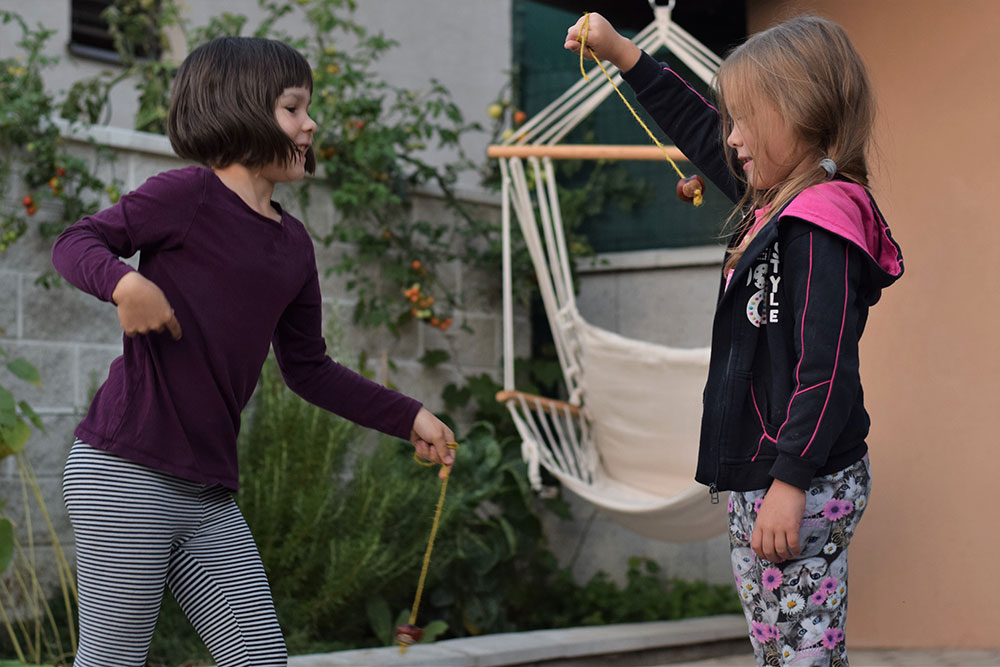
[395,623,424,646]
[676,174,705,206]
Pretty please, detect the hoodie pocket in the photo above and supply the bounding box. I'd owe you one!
[720,370,766,463]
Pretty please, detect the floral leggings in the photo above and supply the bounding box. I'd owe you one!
[729,457,871,667]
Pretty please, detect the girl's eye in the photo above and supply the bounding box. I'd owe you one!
[285,107,297,113]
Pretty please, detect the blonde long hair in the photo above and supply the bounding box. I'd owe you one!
[717,15,875,272]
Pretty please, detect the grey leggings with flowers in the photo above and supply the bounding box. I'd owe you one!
[729,456,871,667]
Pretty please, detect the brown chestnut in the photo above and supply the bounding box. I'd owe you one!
[395,623,424,646]
[676,174,705,205]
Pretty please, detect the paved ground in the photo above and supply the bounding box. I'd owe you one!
[674,648,1000,666]
[285,615,1000,667]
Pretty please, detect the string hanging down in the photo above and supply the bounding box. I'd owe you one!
[578,12,704,206]
[396,441,459,654]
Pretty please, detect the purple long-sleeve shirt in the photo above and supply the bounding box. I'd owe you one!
[52,166,422,490]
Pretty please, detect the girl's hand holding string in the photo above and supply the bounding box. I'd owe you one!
[751,478,806,563]
[564,12,641,72]
[410,407,456,480]
[111,271,182,340]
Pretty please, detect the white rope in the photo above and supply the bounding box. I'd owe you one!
[500,159,515,391]
[544,158,577,316]
[516,394,563,475]
[529,157,570,309]
[507,157,579,399]
[544,401,583,481]
[561,404,593,482]
[506,403,543,490]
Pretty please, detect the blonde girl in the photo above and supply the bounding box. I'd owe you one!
[565,13,903,667]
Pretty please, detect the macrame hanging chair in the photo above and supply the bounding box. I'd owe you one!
[491,1,729,542]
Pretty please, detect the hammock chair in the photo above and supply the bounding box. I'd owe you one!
[491,1,728,542]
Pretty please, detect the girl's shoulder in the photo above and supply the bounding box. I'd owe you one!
[131,165,211,203]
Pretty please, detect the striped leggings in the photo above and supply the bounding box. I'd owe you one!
[63,441,287,666]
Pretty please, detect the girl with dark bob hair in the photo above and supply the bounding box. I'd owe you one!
[52,37,455,664]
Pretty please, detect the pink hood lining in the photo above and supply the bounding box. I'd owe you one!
[779,181,903,279]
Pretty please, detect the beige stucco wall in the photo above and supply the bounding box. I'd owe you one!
[751,0,1000,650]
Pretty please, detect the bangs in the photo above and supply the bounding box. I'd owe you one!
[716,54,765,122]
[268,42,314,95]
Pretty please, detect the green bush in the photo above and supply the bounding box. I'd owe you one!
[234,359,444,653]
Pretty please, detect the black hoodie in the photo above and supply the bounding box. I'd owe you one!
[622,52,903,494]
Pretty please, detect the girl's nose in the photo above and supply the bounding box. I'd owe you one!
[727,126,741,149]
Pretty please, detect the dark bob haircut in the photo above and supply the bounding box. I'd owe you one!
[168,37,315,174]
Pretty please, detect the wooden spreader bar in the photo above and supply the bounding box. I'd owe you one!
[487,144,689,162]
[496,390,582,417]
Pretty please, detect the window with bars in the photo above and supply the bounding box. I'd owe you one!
[69,0,160,64]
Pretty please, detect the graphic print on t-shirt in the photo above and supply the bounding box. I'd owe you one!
[746,242,781,328]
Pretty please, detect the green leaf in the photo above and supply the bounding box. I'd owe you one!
[0,386,15,429]
[418,348,450,368]
[420,619,448,643]
[0,518,13,574]
[364,596,392,646]
[7,357,41,387]
[0,418,30,454]
[17,401,43,431]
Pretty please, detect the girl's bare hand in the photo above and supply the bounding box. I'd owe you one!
[111,271,182,340]
[410,407,456,479]
[751,479,806,562]
[564,12,640,71]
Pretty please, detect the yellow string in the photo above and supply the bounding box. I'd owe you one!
[398,440,458,654]
[578,12,703,206]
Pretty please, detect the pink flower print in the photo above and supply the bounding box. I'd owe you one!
[810,590,827,605]
[728,495,734,512]
[822,628,845,649]
[751,620,769,643]
[820,577,839,594]
[762,567,783,591]
[765,624,780,641]
[753,497,764,513]
[822,499,854,521]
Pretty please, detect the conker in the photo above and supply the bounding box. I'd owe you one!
[676,174,705,204]
[395,624,423,646]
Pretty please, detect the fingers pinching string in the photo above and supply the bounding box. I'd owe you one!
[577,12,703,206]
[398,440,458,654]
